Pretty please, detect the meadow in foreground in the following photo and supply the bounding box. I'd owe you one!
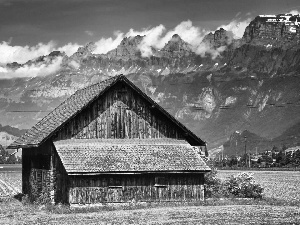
[0,198,300,225]
[0,169,300,224]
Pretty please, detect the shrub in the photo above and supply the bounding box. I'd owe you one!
[222,172,263,199]
[33,187,51,205]
[21,194,31,205]
[204,170,264,199]
[204,167,223,198]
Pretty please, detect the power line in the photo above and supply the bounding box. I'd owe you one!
[22,74,300,90]
[150,75,300,86]
[6,110,51,112]
[5,100,300,113]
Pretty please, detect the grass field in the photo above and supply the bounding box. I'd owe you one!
[0,165,21,197]
[0,201,300,225]
[0,167,300,224]
[218,170,300,203]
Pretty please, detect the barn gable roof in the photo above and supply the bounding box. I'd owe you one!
[8,75,205,149]
[54,138,210,174]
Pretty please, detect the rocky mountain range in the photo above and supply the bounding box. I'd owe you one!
[1,13,300,155]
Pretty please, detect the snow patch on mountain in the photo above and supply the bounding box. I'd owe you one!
[225,96,237,105]
[258,94,269,111]
[197,88,216,115]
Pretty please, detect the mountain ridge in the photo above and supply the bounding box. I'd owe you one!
[1,13,300,153]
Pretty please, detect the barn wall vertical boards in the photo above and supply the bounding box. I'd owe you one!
[55,81,184,141]
[68,173,205,204]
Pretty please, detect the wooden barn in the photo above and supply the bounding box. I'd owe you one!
[8,75,210,205]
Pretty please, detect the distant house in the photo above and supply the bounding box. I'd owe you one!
[8,75,210,205]
[285,146,300,155]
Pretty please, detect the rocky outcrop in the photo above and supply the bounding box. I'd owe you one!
[6,62,21,70]
[19,51,66,67]
[68,42,96,63]
[159,34,193,58]
[202,28,231,48]
[105,35,144,60]
[243,14,300,48]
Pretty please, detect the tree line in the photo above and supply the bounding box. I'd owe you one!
[0,144,21,164]
[212,146,300,169]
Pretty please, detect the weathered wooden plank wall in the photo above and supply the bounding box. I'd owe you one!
[52,147,70,204]
[29,168,51,200]
[22,142,70,204]
[54,82,184,141]
[68,174,204,204]
[22,150,31,195]
[22,142,52,195]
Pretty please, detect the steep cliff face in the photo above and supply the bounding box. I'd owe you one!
[225,44,300,75]
[160,34,193,58]
[68,42,96,63]
[105,35,143,60]
[243,14,300,48]
[202,28,231,48]
[1,13,300,152]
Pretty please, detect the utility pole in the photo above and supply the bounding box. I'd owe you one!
[249,152,251,168]
[244,135,247,168]
[222,146,224,161]
[236,140,238,167]
[204,142,208,158]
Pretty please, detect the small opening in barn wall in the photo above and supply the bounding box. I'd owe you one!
[31,155,51,170]
[154,176,167,187]
[108,177,122,188]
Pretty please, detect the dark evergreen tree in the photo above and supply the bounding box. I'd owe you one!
[276,150,286,166]
[292,149,300,166]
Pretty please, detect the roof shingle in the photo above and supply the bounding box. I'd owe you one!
[54,138,210,174]
[9,74,205,149]
[8,75,120,148]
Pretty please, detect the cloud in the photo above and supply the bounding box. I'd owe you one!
[235,12,241,17]
[0,41,56,65]
[217,18,252,39]
[195,43,227,59]
[289,9,300,15]
[85,30,94,36]
[0,41,80,65]
[0,18,252,69]
[163,20,205,48]
[125,27,154,37]
[7,37,13,45]
[92,19,246,58]
[57,42,81,56]
[68,60,80,69]
[130,19,252,58]
[125,20,206,57]
[93,31,124,54]
[0,56,63,79]
[135,25,166,57]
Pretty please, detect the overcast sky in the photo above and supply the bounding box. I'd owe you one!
[0,0,299,64]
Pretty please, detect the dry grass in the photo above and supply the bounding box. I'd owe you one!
[218,170,300,203]
[0,172,21,197]
[0,199,300,224]
[1,169,300,224]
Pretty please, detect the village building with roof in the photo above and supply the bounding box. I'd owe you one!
[285,146,300,155]
[8,74,210,205]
